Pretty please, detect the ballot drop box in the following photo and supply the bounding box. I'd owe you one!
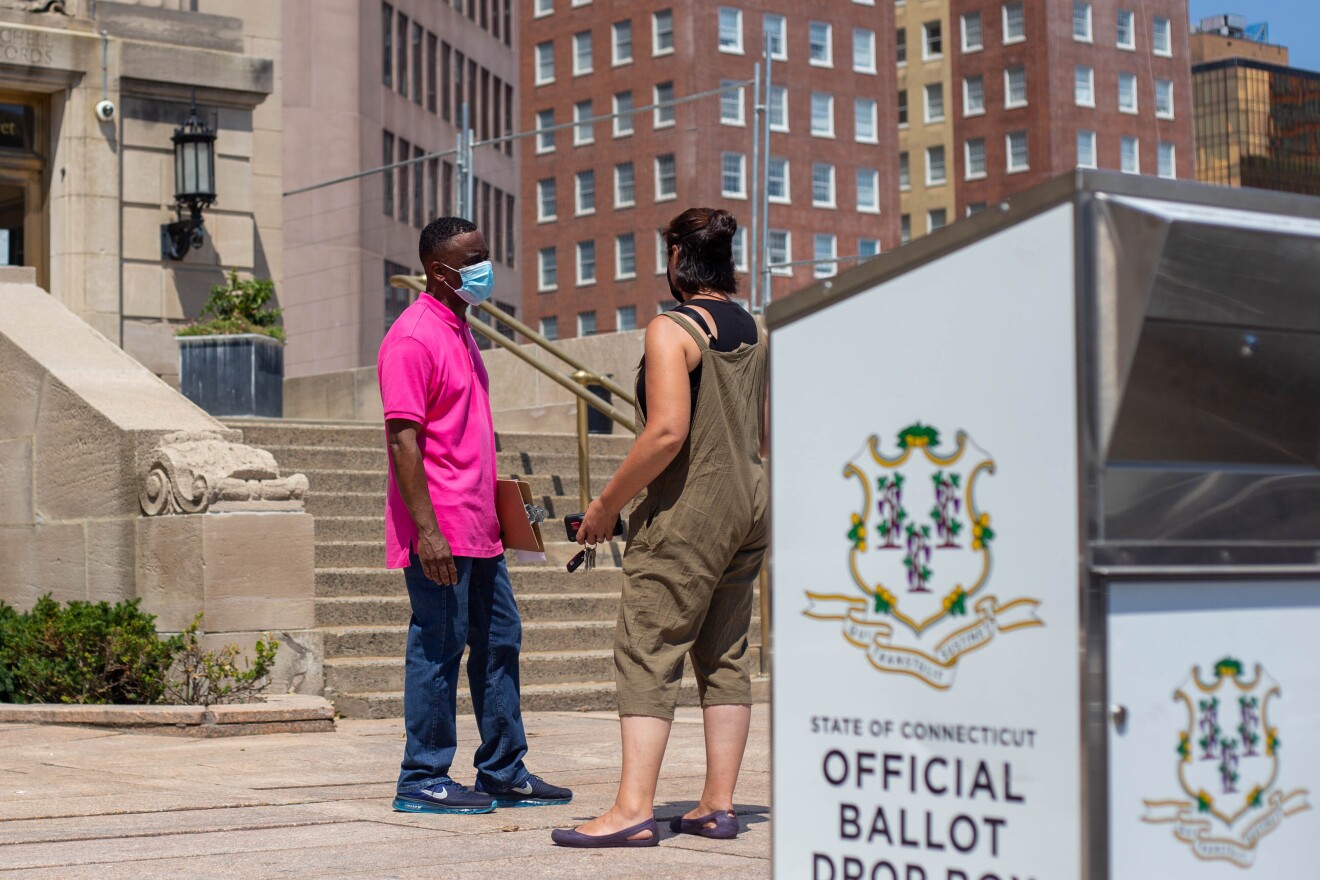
[766,172,1320,880]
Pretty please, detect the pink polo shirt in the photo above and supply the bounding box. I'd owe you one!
[377,294,502,568]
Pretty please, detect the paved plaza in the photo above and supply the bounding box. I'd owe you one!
[0,706,771,879]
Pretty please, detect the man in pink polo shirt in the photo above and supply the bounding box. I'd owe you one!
[379,216,571,815]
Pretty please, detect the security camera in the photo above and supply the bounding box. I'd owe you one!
[94,100,115,123]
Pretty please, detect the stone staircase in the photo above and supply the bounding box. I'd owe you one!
[224,418,766,719]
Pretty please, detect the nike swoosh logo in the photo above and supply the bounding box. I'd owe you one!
[511,783,534,795]
[427,788,449,800]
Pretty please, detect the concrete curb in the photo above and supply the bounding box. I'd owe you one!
[0,694,336,737]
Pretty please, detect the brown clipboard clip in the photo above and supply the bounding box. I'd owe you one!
[496,478,546,553]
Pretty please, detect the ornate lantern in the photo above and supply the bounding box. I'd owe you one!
[162,92,217,260]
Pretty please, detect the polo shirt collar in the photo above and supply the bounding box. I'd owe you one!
[416,292,466,331]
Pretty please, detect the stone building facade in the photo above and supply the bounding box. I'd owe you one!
[281,0,520,378]
[518,0,900,339]
[896,0,955,243]
[0,0,280,388]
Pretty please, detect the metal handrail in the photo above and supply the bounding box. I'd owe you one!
[391,275,636,408]
[391,275,637,511]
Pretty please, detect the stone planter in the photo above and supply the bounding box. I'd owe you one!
[179,333,284,418]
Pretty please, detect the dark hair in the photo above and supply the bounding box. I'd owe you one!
[663,207,738,296]
[419,216,478,264]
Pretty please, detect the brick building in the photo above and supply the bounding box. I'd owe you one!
[282,0,520,377]
[519,0,899,340]
[943,0,1195,218]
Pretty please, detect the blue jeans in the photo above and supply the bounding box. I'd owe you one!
[397,552,529,793]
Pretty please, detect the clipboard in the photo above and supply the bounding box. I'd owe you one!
[496,478,545,553]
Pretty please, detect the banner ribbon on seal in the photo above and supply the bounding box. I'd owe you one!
[1141,790,1312,868]
[803,593,1043,689]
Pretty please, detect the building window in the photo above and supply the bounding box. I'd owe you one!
[721,80,745,125]
[427,157,439,221]
[1118,72,1137,113]
[1116,10,1134,49]
[1157,142,1175,179]
[576,241,596,285]
[396,13,409,96]
[613,20,632,64]
[1003,3,1025,43]
[811,162,836,207]
[412,145,423,227]
[924,83,944,122]
[856,168,879,213]
[769,85,788,131]
[653,9,673,55]
[764,14,787,60]
[1121,136,1139,173]
[538,247,557,290]
[534,0,552,17]
[1007,131,1029,172]
[411,22,423,103]
[900,215,911,244]
[1005,67,1027,107]
[1155,79,1174,118]
[961,13,982,51]
[809,21,833,66]
[1073,2,1092,41]
[536,109,555,153]
[1077,130,1097,168]
[382,130,395,217]
[616,304,637,331]
[441,41,451,120]
[853,29,876,73]
[382,2,393,87]
[613,91,634,136]
[732,227,748,271]
[964,76,985,115]
[965,138,986,179]
[537,178,556,221]
[578,311,597,337]
[654,82,675,127]
[768,230,791,275]
[859,238,880,258]
[573,31,593,75]
[813,234,837,278]
[655,229,668,274]
[1153,16,1172,56]
[927,208,947,232]
[923,21,942,59]
[575,170,595,215]
[540,316,558,340]
[719,7,743,53]
[616,235,637,279]
[426,32,437,112]
[535,41,554,84]
[898,89,908,126]
[768,157,790,203]
[967,203,987,217]
[655,153,677,200]
[926,145,946,184]
[854,98,878,143]
[722,152,747,198]
[614,161,635,207]
[384,261,413,331]
[811,92,835,137]
[397,138,410,222]
[1075,66,1095,106]
[573,100,594,144]
[899,152,910,190]
[896,27,907,65]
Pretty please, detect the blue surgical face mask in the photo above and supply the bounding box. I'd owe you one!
[442,260,495,305]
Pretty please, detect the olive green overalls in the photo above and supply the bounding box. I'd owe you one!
[614,312,768,720]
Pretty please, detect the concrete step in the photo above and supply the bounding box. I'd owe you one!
[314,516,385,544]
[332,675,769,719]
[315,541,387,569]
[505,540,626,569]
[501,451,627,478]
[224,418,382,450]
[314,593,627,627]
[262,445,386,472]
[325,646,768,694]
[305,491,383,518]
[304,470,388,495]
[495,431,635,459]
[315,566,624,597]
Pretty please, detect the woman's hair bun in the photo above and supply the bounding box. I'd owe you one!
[707,209,737,240]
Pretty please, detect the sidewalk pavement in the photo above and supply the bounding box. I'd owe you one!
[0,706,770,879]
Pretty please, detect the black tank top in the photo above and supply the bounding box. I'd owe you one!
[637,298,758,418]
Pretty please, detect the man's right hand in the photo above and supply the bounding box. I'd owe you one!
[417,528,458,586]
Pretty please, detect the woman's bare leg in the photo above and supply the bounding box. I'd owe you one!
[684,703,751,823]
[572,715,671,839]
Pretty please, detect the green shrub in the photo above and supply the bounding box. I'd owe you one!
[0,598,277,706]
[176,270,285,342]
[0,596,182,704]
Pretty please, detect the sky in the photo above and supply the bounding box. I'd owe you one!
[1188,1,1320,71]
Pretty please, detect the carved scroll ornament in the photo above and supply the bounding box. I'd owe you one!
[140,431,309,515]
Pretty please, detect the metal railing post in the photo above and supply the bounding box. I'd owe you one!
[572,369,593,511]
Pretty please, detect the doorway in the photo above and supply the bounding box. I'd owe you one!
[0,97,45,287]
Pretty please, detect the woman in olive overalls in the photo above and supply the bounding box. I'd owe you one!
[552,208,767,848]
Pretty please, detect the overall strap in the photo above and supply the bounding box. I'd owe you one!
[661,309,711,350]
